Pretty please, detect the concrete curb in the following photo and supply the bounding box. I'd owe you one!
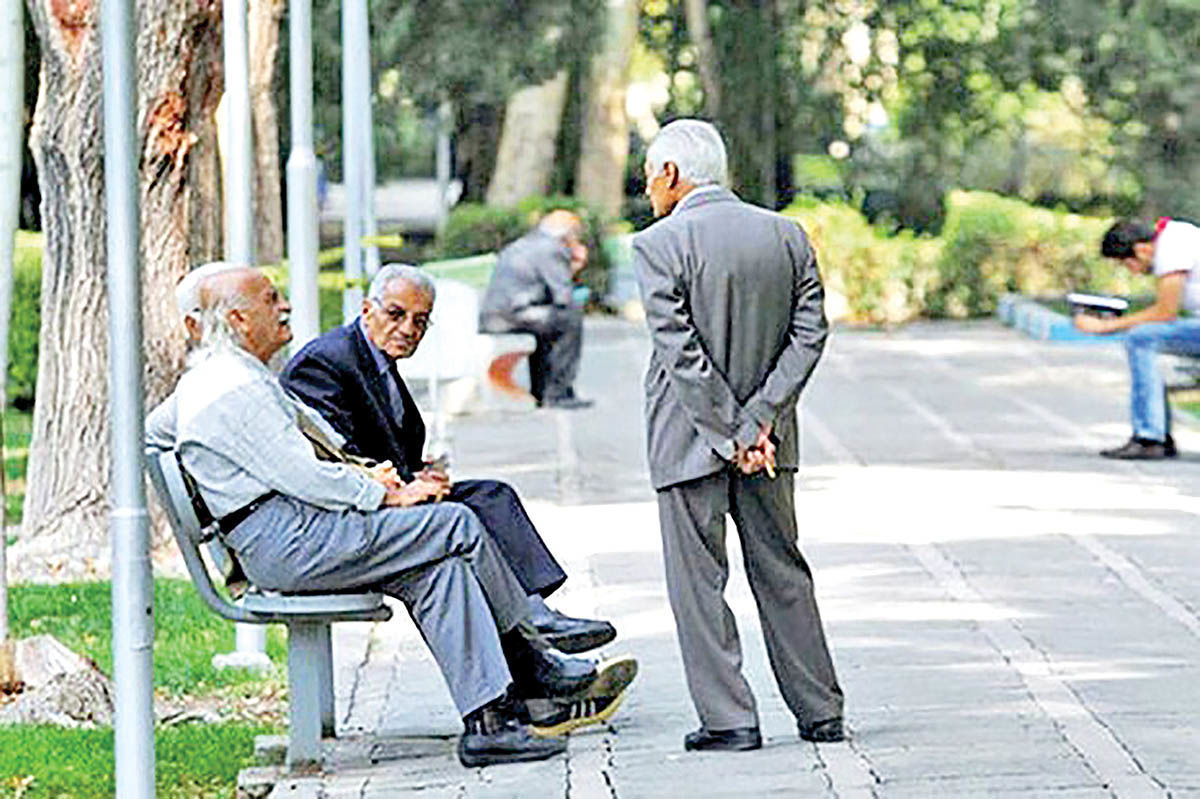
[994,292,1128,343]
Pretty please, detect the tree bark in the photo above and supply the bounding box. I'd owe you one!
[486,71,570,208]
[575,0,638,219]
[19,0,222,579]
[683,0,720,118]
[249,0,284,265]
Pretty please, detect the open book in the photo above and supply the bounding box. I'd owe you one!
[1066,292,1129,317]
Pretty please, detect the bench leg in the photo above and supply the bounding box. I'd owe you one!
[315,623,335,737]
[286,621,326,768]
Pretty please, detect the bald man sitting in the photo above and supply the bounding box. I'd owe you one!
[146,266,602,767]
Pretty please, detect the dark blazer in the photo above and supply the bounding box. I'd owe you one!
[280,321,426,479]
[633,187,828,490]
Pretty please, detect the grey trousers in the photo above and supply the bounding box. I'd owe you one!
[657,469,843,731]
[481,304,582,402]
[225,495,530,717]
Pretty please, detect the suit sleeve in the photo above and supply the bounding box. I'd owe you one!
[280,351,370,459]
[537,240,575,307]
[634,233,746,461]
[736,224,828,444]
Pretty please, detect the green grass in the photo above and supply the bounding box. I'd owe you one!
[2,406,31,526]
[9,579,287,696]
[0,722,276,799]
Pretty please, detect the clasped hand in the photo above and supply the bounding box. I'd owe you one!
[369,460,452,507]
[734,425,777,476]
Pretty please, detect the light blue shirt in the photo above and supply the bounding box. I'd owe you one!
[146,346,385,518]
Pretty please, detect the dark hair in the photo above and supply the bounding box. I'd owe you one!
[1101,219,1154,258]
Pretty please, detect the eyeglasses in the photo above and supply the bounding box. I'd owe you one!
[380,305,432,331]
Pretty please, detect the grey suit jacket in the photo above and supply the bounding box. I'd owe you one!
[633,187,828,490]
[479,229,574,319]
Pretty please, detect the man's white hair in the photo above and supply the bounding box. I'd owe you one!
[176,261,247,320]
[645,119,728,187]
[367,263,436,305]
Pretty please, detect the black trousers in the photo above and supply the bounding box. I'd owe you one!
[448,478,567,597]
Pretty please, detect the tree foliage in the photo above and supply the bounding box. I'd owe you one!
[278,0,603,183]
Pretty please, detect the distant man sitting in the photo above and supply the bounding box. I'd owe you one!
[1074,217,1200,459]
[146,266,599,766]
[281,264,635,734]
[479,210,592,409]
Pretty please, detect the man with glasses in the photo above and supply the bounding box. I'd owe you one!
[281,264,635,735]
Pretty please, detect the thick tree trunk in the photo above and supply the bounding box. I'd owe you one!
[249,0,284,265]
[576,0,638,219]
[18,0,222,579]
[486,71,569,208]
[683,0,720,118]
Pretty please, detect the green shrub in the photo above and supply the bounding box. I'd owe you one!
[435,196,614,308]
[9,231,42,408]
[783,191,1139,324]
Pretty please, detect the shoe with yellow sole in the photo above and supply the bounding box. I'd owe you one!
[527,655,638,736]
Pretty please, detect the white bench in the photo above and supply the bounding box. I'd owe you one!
[145,447,392,769]
[399,277,537,414]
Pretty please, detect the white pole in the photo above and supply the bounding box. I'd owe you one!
[286,0,320,349]
[341,0,370,322]
[100,0,155,791]
[0,0,24,643]
[217,0,270,672]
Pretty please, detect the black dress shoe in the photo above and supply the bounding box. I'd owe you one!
[683,726,762,752]
[532,609,617,654]
[503,628,597,699]
[1100,437,1177,460]
[459,698,567,768]
[798,717,845,743]
[538,396,594,410]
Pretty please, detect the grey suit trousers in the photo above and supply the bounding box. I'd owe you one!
[225,495,529,717]
[657,469,843,731]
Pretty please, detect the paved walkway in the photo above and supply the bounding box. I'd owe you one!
[261,319,1200,798]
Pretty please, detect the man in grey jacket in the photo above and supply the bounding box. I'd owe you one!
[479,210,591,409]
[634,119,844,751]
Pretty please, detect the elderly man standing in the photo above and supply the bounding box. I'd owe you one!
[634,119,844,751]
[479,210,592,409]
[146,266,598,766]
[280,263,636,735]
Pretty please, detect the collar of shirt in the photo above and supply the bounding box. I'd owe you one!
[671,184,726,216]
[359,316,395,378]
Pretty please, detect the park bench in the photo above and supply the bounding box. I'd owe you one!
[144,446,392,769]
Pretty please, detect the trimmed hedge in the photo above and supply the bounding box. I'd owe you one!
[785,191,1145,325]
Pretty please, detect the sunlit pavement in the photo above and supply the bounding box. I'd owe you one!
[262,319,1200,798]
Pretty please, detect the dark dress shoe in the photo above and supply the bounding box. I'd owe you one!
[798,717,845,742]
[683,726,762,752]
[503,628,597,699]
[459,698,567,768]
[539,396,594,410]
[1100,437,1176,460]
[532,609,617,654]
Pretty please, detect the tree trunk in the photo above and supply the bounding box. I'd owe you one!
[18,0,222,579]
[576,0,638,219]
[249,0,284,265]
[486,71,569,208]
[683,0,720,118]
